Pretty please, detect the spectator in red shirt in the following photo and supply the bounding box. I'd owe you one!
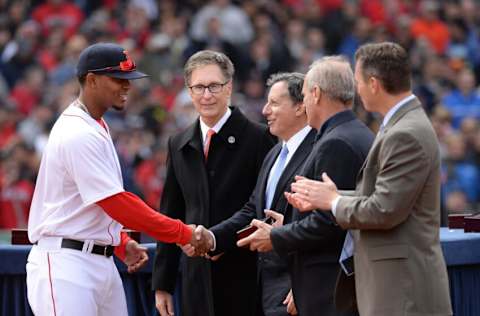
[9,65,44,116]
[410,0,450,54]
[31,0,84,39]
[0,159,34,229]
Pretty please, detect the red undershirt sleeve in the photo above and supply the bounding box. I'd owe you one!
[113,232,131,261]
[96,192,192,246]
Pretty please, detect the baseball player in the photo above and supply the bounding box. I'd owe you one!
[26,43,203,316]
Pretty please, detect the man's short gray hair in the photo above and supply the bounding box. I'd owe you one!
[306,56,355,104]
[266,72,305,104]
[184,50,234,86]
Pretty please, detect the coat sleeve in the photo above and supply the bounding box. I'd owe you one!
[271,139,363,257]
[210,132,275,253]
[336,130,430,230]
[151,137,186,293]
[209,187,258,253]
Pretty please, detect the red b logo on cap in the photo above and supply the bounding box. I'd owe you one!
[120,50,135,71]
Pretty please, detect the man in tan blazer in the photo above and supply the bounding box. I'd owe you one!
[286,42,452,316]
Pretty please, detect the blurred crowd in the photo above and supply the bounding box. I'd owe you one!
[1,0,480,230]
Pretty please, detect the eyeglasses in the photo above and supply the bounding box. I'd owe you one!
[189,81,229,95]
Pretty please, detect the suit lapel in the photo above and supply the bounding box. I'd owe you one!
[383,98,422,133]
[355,133,381,183]
[177,120,212,220]
[270,129,316,213]
[210,107,245,161]
[195,107,247,218]
[355,98,422,183]
[216,107,246,145]
[178,120,203,154]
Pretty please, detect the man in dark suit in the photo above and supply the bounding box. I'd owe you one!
[288,42,452,316]
[239,56,374,316]
[189,72,315,316]
[151,50,275,316]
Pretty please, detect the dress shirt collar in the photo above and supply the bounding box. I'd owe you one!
[199,107,231,144]
[381,94,416,129]
[281,125,312,164]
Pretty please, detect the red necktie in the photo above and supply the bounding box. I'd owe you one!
[204,129,216,161]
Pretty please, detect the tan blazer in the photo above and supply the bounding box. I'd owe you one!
[335,98,452,316]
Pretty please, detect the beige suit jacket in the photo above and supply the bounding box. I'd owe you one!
[336,98,452,316]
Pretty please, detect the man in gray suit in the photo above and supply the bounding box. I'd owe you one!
[287,42,452,316]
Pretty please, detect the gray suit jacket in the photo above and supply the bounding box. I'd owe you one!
[335,98,452,316]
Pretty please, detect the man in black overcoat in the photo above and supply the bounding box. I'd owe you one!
[152,50,275,316]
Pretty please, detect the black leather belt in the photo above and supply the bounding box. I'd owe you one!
[61,239,114,257]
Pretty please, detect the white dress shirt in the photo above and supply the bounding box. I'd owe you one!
[199,107,232,146]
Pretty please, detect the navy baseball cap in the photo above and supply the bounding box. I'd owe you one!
[76,43,148,80]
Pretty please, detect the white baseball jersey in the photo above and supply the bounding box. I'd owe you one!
[28,100,125,245]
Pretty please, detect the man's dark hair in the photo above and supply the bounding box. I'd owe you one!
[355,42,411,94]
[266,72,305,104]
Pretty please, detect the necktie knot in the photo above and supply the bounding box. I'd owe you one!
[207,129,216,138]
[204,129,216,161]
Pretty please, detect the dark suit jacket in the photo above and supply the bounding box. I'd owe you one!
[152,107,275,316]
[271,110,374,316]
[210,128,316,316]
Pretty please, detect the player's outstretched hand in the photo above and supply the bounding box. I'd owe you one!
[124,240,148,273]
[189,225,214,256]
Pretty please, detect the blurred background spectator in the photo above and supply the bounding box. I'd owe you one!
[1,0,480,241]
[442,68,480,128]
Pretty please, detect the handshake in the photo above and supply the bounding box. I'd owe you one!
[180,210,285,259]
[182,225,217,259]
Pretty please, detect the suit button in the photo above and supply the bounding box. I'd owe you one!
[209,170,215,177]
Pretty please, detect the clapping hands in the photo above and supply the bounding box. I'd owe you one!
[286,173,339,212]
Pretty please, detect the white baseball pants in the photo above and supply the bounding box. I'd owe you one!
[26,237,128,316]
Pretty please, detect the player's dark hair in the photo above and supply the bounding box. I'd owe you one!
[78,74,87,86]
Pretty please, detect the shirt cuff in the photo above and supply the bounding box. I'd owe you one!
[331,195,341,217]
[208,230,216,251]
